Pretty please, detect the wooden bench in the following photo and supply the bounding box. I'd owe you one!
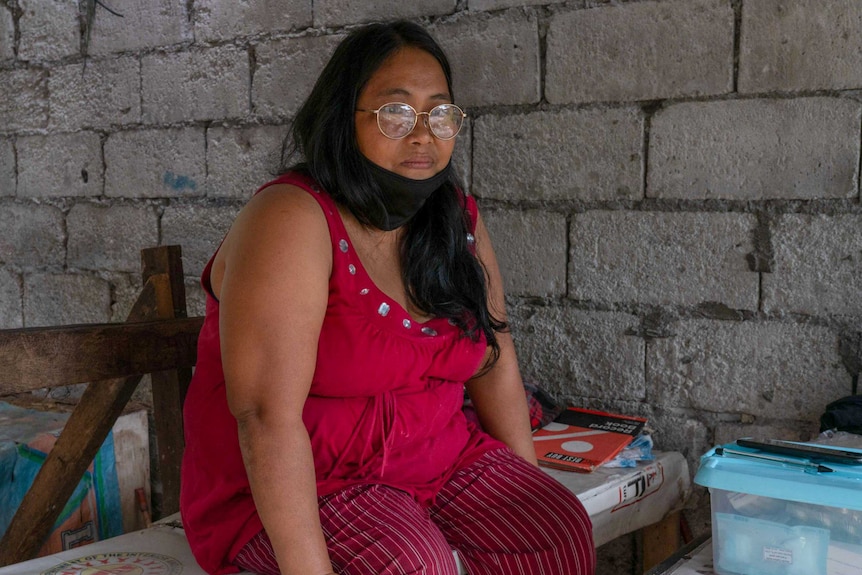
[0,246,201,567]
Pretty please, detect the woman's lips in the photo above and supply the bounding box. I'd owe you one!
[401,157,434,170]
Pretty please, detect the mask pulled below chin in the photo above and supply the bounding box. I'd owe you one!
[362,157,452,231]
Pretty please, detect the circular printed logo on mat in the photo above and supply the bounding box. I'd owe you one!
[42,552,182,575]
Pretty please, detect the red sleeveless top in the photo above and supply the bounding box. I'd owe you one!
[180,172,505,574]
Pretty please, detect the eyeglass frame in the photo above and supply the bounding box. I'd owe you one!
[355,102,467,141]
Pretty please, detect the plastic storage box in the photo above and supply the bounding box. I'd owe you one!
[695,441,862,575]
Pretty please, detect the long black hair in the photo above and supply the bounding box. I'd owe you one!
[283,21,506,368]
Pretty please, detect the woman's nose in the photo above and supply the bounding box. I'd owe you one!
[408,114,433,142]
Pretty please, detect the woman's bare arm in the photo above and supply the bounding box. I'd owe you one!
[216,185,336,575]
[464,212,538,466]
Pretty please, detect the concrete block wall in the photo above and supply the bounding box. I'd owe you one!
[2,0,861,570]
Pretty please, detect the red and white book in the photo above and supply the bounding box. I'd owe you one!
[532,407,647,472]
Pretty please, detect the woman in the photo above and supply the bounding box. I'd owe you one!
[180,20,595,575]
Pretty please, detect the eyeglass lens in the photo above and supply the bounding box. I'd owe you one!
[376,103,464,140]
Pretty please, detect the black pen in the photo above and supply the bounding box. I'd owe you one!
[715,446,834,473]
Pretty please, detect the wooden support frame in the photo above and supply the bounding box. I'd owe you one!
[0,246,201,567]
[640,511,683,573]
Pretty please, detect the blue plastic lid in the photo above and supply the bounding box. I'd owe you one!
[694,442,862,511]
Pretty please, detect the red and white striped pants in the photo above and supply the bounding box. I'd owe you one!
[234,448,596,575]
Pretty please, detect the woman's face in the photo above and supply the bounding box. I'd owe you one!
[355,46,457,180]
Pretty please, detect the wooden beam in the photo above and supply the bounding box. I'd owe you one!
[0,317,202,393]
[142,245,188,320]
[142,246,191,518]
[151,367,189,517]
[640,511,682,573]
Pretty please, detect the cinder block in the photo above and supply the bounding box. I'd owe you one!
[482,208,566,297]
[739,0,862,93]
[509,306,645,401]
[86,0,192,56]
[161,204,242,277]
[18,132,103,197]
[207,125,287,198]
[49,56,140,130]
[763,214,862,316]
[431,13,540,107]
[23,272,112,327]
[105,128,205,198]
[596,533,637,575]
[0,68,48,130]
[0,138,14,196]
[647,319,851,420]
[0,203,65,267]
[194,0,311,41]
[473,107,643,201]
[469,0,547,10]
[547,0,734,104]
[67,203,159,272]
[253,34,344,119]
[644,411,711,477]
[142,45,250,124]
[108,272,143,323]
[0,267,22,329]
[315,0,454,27]
[569,211,759,309]
[18,0,79,61]
[183,278,207,318]
[1,4,15,62]
[649,98,861,199]
[452,121,471,195]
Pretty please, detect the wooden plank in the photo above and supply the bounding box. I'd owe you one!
[142,245,188,320]
[142,246,190,518]
[640,511,682,573]
[643,532,710,575]
[151,368,190,517]
[0,246,195,567]
[0,317,203,393]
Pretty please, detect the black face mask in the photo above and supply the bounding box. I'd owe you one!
[361,157,452,231]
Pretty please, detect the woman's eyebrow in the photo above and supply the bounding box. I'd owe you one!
[375,87,452,101]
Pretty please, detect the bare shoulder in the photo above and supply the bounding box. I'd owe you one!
[238,183,326,231]
[213,184,332,297]
[227,184,327,249]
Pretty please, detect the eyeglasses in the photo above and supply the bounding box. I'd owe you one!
[356,102,466,140]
